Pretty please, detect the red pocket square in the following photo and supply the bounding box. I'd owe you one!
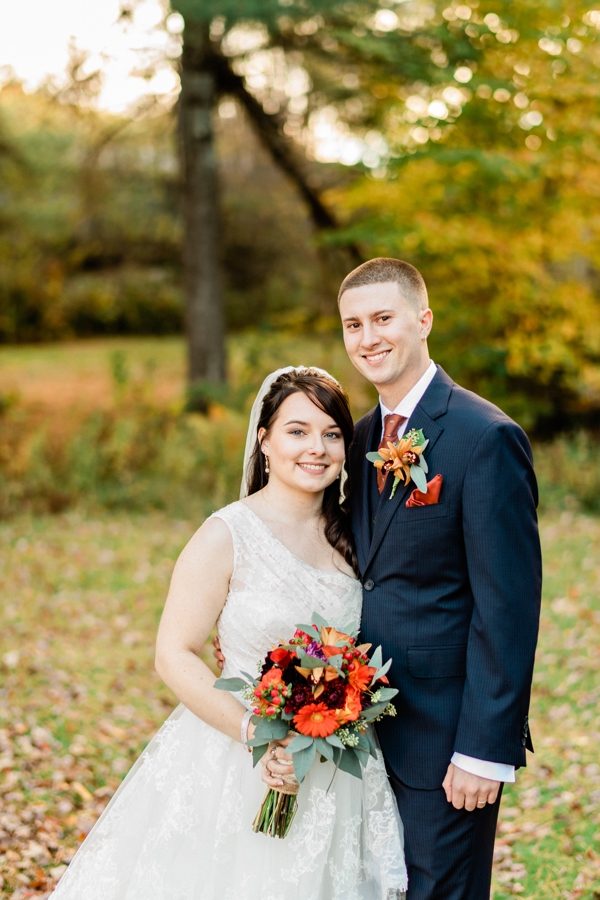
[406,473,443,507]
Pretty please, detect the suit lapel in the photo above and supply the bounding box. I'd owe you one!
[364,367,453,574]
[352,407,379,574]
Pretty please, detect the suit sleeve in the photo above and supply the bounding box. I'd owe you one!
[453,420,542,767]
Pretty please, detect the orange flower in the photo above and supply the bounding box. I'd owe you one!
[293,702,338,738]
[376,437,424,486]
[259,667,283,689]
[320,626,352,647]
[348,664,376,692]
[335,688,363,725]
[269,648,295,668]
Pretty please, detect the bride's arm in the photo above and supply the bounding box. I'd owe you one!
[155,517,252,744]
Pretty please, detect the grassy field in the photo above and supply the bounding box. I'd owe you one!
[0,508,599,900]
[0,334,377,420]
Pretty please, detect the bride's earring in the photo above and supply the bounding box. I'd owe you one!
[264,455,270,474]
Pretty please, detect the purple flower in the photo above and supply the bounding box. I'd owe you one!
[305,641,327,661]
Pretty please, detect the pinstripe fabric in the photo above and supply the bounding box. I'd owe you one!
[347,366,542,792]
[388,772,503,900]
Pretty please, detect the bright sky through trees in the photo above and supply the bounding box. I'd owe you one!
[0,0,182,111]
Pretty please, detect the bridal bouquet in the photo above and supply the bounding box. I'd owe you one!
[215,612,398,838]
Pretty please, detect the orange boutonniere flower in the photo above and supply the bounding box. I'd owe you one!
[366,428,430,499]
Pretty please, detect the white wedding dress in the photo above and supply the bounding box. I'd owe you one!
[52,501,407,900]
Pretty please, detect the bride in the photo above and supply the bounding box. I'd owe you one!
[51,367,408,900]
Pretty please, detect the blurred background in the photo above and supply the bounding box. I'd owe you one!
[1,2,599,898]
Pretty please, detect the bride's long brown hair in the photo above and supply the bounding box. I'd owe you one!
[246,370,359,577]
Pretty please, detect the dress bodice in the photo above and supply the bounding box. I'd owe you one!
[213,502,362,683]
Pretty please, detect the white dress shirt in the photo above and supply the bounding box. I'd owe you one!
[378,360,516,784]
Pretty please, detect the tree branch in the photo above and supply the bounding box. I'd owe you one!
[211,50,361,265]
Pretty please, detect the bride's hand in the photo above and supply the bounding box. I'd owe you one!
[260,736,294,788]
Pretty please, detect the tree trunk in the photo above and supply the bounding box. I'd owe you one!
[180,22,225,391]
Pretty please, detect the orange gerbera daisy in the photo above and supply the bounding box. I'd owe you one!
[293,702,338,738]
[347,664,376,692]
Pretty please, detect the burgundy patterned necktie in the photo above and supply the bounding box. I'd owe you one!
[377,414,407,493]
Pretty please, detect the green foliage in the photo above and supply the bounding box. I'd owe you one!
[175,0,600,432]
[0,394,247,520]
[535,432,600,513]
[0,79,327,341]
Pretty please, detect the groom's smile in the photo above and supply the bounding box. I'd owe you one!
[362,349,392,365]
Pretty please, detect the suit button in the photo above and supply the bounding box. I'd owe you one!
[364,579,375,591]
[521,736,527,746]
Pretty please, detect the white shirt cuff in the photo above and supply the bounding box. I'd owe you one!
[451,752,516,783]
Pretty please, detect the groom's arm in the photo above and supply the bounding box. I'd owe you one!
[453,418,542,767]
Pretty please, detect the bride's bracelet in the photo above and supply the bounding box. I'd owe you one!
[240,709,253,750]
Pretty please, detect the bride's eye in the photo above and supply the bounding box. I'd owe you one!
[325,432,342,440]
[290,429,305,436]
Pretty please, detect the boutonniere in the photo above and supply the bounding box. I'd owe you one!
[366,429,429,499]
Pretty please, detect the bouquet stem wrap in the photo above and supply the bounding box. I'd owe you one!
[252,771,299,839]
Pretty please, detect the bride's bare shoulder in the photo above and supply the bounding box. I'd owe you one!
[175,514,233,574]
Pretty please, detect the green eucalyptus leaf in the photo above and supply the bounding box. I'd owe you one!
[337,747,363,780]
[371,658,392,686]
[310,611,330,629]
[254,717,289,741]
[373,686,398,702]
[370,646,383,672]
[366,451,385,463]
[355,731,370,752]
[361,702,389,722]
[295,623,320,637]
[326,654,343,669]
[288,734,314,753]
[354,745,370,769]
[296,650,327,669]
[365,729,379,760]
[315,737,334,761]
[213,677,248,692]
[410,464,428,494]
[251,743,268,768]
[325,733,346,749]
[293,742,317,784]
[419,455,429,474]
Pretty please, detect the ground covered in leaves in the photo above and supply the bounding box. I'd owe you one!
[0,509,598,899]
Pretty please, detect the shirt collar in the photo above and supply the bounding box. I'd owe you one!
[380,360,437,425]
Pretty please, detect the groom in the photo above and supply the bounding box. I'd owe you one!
[341,258,541,899]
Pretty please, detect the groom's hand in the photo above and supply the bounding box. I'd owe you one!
[212,634,225,670]
[442,762,500,811]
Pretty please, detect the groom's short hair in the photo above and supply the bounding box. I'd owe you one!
[338,258,428,310]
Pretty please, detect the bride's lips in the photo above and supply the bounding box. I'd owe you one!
[297,462,329,475]
[362,349,391,366]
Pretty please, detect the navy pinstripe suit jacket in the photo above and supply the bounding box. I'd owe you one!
[348,366,542,790]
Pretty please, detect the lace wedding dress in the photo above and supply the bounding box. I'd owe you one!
[52,501,407,900]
